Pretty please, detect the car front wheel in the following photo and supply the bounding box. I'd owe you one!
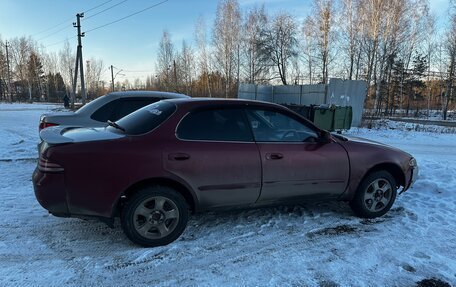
[350,171,397,218]
[121,186,189,247]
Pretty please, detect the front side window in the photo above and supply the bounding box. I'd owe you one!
[246,109,318,142]
[177,109,253,142]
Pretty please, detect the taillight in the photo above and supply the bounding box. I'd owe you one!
[38,157,64,172]
[39,122,59,131]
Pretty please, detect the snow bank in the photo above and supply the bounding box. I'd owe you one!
[361,119,456,134]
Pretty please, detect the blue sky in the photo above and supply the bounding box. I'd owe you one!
[0,0,450,82]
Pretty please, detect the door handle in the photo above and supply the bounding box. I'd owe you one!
[168,153,190,161]
[266,153,283,160]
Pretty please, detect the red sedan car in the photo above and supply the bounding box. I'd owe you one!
[33,98,418,247]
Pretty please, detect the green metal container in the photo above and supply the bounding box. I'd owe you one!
[333,106,346,130]
[311,105,353,131]
[344,106,353,130]
[312,106,334,131]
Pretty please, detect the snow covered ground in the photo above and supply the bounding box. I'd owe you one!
[0,103,455,287]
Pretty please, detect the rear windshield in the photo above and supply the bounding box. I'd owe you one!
[112,101,176,135]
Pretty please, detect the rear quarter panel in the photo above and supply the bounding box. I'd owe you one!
[46,135,165,217]
[44,108,199,218]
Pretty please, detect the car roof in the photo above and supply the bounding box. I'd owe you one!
[109,91,190,99]
[166,97,287,109]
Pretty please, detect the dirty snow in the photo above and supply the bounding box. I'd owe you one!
[0,103,455,286]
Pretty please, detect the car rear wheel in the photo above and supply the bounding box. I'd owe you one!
[121,186,189,247]
[349,171,397,218]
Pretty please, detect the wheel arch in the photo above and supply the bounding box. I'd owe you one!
[113,177,198,217]
[362,163,405,189]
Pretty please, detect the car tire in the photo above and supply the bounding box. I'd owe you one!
[121,186,189,247]
[349,171,397,218]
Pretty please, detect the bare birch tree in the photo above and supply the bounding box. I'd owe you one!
[301,17,318,84]
[85,58,104,99]
[213,0,241,97]
[443,14,456,120]
[374,0,408,113]
[340,0,363,80]
[58,40,74,91]
[360,0,385,87]
[177,40,195,95]
[242,5,269,83]
[259,12,298,85]
[156,30,175,91]
[195,16,212,97]
[11,37,32,90]
[0,36,8,101]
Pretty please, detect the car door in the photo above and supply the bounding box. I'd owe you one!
[245,108,349,204]
[163,108,262,209]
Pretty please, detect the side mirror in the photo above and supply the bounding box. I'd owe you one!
[318,130,332,143]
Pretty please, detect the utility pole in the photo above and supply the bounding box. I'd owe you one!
[110,65,124,92]
[71,13,86,109]
[5,41,12,102]
[173,60,177,91]
[86,60,90,101]
[111,65,115,92]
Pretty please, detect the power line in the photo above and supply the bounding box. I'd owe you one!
[37,25,73,42]
[45,36,77,48]
[84,0,128,21]
[122,69,153,73]
[84,0,115,13]
[41,0,168,49]
[109,66,153,73]
[32,17,74,37]
[85,0,169,34]
[32,0,115,38]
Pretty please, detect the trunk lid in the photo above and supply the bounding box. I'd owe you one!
[40,111,75,122]
[40,125,125,144]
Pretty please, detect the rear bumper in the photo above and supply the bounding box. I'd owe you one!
[32,167,69,215]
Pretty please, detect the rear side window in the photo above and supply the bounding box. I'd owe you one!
[116,98,161,120]
[91,99,119,122]
[76,95,107,114]
[114,101,176,135]
[177,109,253,142]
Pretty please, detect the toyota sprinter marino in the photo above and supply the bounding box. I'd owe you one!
[33,98,418,247]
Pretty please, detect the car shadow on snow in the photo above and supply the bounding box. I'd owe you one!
[33,200,410,254]
[180,200,406,244]
[26,200,437,286]
[32,216,135,257]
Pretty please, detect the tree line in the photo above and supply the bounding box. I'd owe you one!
[0,38,106,102]
[0,0,455,119]
[153,0,454,119]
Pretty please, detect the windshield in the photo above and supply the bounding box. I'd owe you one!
[111,101,176,135]
[75,95,107,114]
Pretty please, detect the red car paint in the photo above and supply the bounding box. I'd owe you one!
[33,98,417,222]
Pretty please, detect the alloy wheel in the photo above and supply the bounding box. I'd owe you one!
[133,196,180,240]
[363,178,393,212]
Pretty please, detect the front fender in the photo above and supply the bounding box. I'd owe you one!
[338,139,412,201]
